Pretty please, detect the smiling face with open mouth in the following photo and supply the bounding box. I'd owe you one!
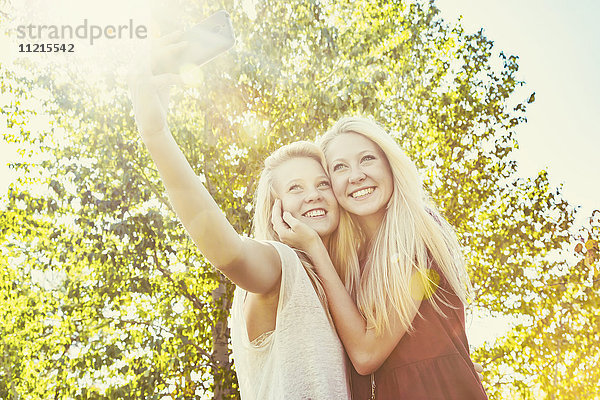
[272,157,340,241]
[325,132,394,226]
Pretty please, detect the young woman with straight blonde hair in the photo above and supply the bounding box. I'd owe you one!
[129,50,352,397]
[273,116,488,399]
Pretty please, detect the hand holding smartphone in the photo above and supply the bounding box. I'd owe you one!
[152,10,235,75]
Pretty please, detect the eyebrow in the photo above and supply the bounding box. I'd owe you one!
[283,175,329,186]
[329,150,373,164]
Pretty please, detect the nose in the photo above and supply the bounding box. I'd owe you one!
[304,187,323,203]
[348,167,366,184]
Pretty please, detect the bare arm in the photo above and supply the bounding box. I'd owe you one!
[128,48,280,295]
[272,201,423,374]
[310,244,422,374]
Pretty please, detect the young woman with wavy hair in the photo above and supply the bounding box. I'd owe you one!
[274,116,488,399]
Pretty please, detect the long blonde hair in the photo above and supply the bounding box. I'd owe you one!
[319,117,472,336]
[252,141,354,313]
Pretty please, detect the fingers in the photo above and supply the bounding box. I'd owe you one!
[282,211,300,230]
[151,41,189,75]
[271,199,290,235]
[271,199,282,226]
[156,29,184,45]
[163,41,189,59]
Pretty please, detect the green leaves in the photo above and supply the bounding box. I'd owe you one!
[1,0,597,398]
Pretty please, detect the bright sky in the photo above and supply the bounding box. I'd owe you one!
[434,0,600,346]
[436,0,600,226]
[1,0,598,348]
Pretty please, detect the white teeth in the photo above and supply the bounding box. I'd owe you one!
[304,209,326,217]
[351,188,374,198]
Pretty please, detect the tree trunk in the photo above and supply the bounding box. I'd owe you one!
[211,278,235,399]
[203,120,237,399]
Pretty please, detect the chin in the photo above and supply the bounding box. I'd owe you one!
[359,207,380,215]
[343,205,372,216]
[307,223,335,239]
[309,225,330,238]
[345,200,384,216]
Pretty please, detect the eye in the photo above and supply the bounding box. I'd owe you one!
[317,180,331,188]
[288,184,302,192]
[332,163,346,172]
[361,154,376,162]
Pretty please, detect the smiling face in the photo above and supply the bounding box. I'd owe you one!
[272,157,340,241]
[325,132,394,228]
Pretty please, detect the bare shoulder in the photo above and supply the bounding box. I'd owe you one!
[220,238,283,295]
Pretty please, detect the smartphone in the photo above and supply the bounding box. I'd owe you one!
[181,10,235,67]
[156,10,236,74]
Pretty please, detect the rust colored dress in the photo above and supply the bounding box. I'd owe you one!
[350,267,488,400]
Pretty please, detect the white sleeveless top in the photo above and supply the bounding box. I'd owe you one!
[230,241,351,400]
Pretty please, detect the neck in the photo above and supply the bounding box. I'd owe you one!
[356,208,386,242]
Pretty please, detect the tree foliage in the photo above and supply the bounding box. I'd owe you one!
[1,0,597,398]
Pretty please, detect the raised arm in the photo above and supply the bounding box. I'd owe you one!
[128,43,280,295]
[271,201,422,374]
